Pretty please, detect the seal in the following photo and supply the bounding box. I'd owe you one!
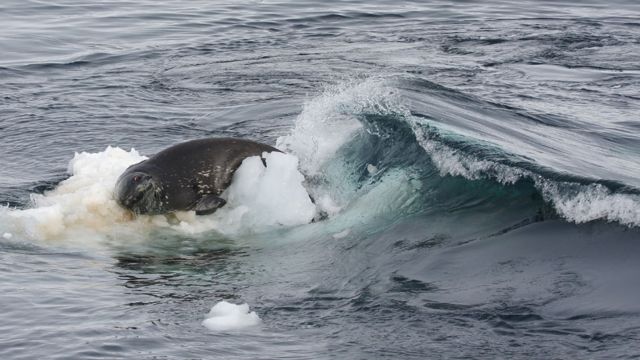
[115,137,280,215]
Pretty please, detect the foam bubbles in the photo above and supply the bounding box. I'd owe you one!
[538,181,640,227]
[411,118,640,227]
[411,123,525,184]
[202,301,261,331]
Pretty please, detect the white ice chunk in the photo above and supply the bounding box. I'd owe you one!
[202,301,261,331]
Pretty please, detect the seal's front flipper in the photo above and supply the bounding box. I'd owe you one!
[194,195,227,215]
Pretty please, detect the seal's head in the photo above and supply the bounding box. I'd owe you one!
[115,171,163,215]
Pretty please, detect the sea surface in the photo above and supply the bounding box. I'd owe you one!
[1,0,640,359]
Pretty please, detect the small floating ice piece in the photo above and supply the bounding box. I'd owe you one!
[202,301,261,331]
[2,232,12,240]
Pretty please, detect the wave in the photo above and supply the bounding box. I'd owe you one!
[278,77,640,228]
[2,76,638,249]
[412,123,640,226]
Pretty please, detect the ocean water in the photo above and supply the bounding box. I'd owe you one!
[1,0,640,358]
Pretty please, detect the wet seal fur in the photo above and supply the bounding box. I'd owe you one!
[115,137,280,216]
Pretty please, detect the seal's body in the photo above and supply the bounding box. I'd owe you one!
[115,138,280,215]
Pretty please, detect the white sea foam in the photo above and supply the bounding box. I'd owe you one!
[537,180,640,227]
[410,118,640,227]
[410,123,526,184]
[202,301,261,331]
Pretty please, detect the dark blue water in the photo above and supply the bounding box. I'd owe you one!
[1,1,640,358]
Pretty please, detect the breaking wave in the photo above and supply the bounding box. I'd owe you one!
[2,76,638,250]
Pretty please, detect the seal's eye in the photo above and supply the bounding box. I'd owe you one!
[133,175,141,182]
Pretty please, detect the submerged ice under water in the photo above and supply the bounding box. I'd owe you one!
[1,0,640,359]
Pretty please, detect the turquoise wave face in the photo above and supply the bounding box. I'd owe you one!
[278,78,639,229]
